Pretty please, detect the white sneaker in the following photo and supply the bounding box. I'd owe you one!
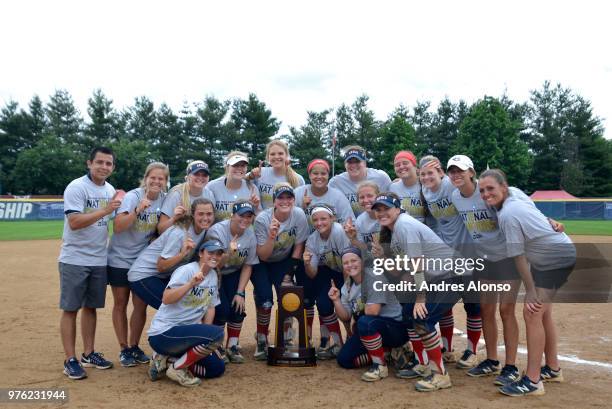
[361,363,389,382]
[148,352,168,381]
[415,372,452,392]
[166,365,202,387]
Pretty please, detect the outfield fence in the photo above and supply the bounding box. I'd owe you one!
[2,196,612,221]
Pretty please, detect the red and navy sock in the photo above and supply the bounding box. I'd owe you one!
[256,307,271,342]
[422,331,445,374]
[466,314,482,353]
[360,333,385,365]
[408,328,428,365]
[439,309,454,352]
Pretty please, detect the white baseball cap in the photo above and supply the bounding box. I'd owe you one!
[226,154,249,166]
[446,155,474,171]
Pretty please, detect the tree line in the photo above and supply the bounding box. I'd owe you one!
[1,81,610,197]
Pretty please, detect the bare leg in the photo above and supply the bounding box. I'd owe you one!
[129,292,148,347]
[523,303,547,382]
[61,310,78,360]
[111,286,130,349]
[480,301,498,361]
[81,307,97,356]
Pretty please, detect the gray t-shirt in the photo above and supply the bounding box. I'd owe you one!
[305,222,351,272]
[254,207,310,262]
[160,186,214,218]
[389,180,426,223]
[254,167,305,209]
[206,177,262,221]
[107,188,166,268]
[127,225,207,282]
[59,175,116,266]
[390,213,459,281]
[147,262,220,337]
[355,212,380,249]
[342,269,403,322]
[498,196,576,271]
[422,176,474,257]
[328,168,392,217]
[206,220,259,275]
[451,184,535,262]
[294,185,355,230]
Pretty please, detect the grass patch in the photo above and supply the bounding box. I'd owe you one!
[562,220,612,236]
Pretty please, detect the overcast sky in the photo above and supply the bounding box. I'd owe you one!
[1,0,610,138]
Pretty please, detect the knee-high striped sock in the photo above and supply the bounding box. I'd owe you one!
[360,333,385,365]
[256,307,271,341]
[174,344,213,369]
[189,362,206,378]
[353,353,371,368]
[422,331,445,374]
[408,328,428,365]
[319,314,330,343]
[321,313,342,346]
[466,314,482,353]
[439,310,454,351]
[306,307,315,340]
[227,321,242,348]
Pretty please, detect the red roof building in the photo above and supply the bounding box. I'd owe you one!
[530,190,578,200]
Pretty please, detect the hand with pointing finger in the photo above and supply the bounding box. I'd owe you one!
[343,217,356,240]
[328,278,340,301]
[250,160,264,180]
[302,189,312,209]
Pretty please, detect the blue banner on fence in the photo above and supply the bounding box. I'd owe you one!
[0,200,64,221]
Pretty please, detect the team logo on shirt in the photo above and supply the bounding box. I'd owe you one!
[320,248,342,271]
[360,231,380,244]
[259,184,273,206]
[274,227,298,251]
[184,285,216,308]
[227,248,250,268]
[428,199,458,218]
[401,197,426,218]
[214,201,234,221]
[85,197,111,226]
[461,209,497,236]
[135,211,160,233]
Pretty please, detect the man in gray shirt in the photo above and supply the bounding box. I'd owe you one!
[58,147,120,380]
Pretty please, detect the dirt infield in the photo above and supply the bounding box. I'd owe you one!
[0,237,611,409]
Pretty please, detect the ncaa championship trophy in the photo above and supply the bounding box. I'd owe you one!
[267,286,317,366]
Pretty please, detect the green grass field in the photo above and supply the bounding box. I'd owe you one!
[1,219,611,241]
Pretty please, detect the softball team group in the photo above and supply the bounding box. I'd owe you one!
[58,141,576,397]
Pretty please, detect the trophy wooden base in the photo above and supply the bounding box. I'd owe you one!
[267,346,317,367]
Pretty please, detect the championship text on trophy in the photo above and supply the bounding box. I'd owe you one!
[267,286,317,366]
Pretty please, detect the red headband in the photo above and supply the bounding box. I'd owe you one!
[307,159,330,173]
[394,151,417,167]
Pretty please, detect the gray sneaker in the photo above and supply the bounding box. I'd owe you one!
[227,345,245,363]
[317,343,341,360]
[148,352,168,381]
[166,365,202,387]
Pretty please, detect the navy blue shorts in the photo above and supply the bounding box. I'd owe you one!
[532,264,575,290]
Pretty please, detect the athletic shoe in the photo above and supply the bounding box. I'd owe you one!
[218,346,230,364]
[81,352,113,369]
[415,372,452,392]
[361,363,389,382]
[494,365,521,386]
[317,343,341,360]
[456,349,478,369]
[467,359,500,377]
[442,348,457,363]
[227,345,245,363]
[119,348,137,367]
[166,365,202,387]
[396,358,431,379]
[390,344,414,370]
[148,352,168,381]
[130,346,150,364]
[499,375,545,397]
[254,339,268,361]
[63,357,87,380]
[540,365,564,383]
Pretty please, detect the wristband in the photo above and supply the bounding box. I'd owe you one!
[236,291,246,298]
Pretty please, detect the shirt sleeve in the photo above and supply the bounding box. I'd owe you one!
[167,265,190,288]
[63,182,86,214]
[118,190,139,214]
[254,214,269,245]
[160,190,179,217]
[500,213,526,258]
[161,228,183,259]
[295,209,310,244]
